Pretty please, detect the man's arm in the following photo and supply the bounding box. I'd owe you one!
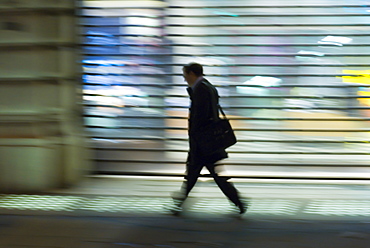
[191,83,212,133]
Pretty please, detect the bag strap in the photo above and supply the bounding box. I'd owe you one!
[202,79,229,121]
[218,104,228,119]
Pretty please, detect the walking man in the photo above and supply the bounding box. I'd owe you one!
[171,62,246,215]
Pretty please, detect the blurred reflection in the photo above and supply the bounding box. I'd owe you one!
[81,0,370,177]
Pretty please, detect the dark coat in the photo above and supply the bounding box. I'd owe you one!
[187,78,228,166]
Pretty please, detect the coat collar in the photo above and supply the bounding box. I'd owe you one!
[186,87,193,98]
[187,77,205,97]
[191,76,204,90]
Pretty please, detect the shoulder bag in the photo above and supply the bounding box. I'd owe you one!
[195,104,237,155]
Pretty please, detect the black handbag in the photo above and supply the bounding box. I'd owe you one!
[195,104,237,155]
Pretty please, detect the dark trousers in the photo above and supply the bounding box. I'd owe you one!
[181,163,242,206]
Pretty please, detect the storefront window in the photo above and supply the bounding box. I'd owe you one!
[81,0,370,178]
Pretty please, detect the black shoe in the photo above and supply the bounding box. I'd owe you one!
[169,205,182,216]
[237,200,248,215]
[170,192,186,215]
[171,192,186,207]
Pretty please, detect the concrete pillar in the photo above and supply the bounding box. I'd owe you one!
[0,0,90,193]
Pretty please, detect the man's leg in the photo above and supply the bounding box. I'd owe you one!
[182,163,204,197]
[205,163,246,214]
[172,163,203,207]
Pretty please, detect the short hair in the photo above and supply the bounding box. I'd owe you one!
[183,63,204,76]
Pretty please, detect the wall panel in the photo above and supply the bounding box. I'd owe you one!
[0,0,89,192]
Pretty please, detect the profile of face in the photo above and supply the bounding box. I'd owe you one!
[182,69,190,84]
[183,69,196,86]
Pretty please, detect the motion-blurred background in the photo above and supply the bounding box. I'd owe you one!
[1,0,370,192]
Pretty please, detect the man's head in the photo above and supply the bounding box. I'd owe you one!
[183,63,204,86]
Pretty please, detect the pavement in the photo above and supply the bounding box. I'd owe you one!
[0,177,370,248]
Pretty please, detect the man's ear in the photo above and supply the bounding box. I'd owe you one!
[189,71,196,78]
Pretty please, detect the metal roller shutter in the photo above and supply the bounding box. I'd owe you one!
[79,0,370,180]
